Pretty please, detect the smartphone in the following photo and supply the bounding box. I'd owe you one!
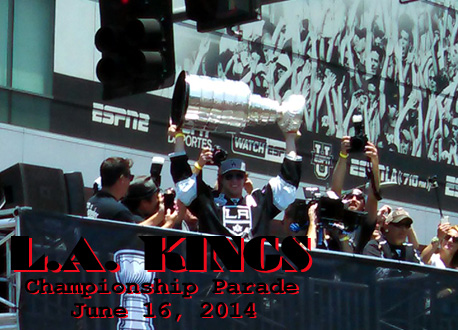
[163,189,175,212]
[440,215,449,225]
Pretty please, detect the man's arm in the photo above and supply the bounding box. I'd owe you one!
[284,131,298,158]
[306,204,319,250]
[331,136,351,196]
[168,125,196,206]
[169,124,185,153]
[364,142,380,225]
[259,131,302,217]
[421,222,449,264]
[138,201,165,226]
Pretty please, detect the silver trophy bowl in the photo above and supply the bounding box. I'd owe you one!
[114,249,155,330]
[171,71,304,133]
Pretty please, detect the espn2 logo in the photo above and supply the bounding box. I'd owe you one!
[92,103,150,132]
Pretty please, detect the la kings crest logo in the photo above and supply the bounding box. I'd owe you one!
[222,205,252,238]
[311,141,333,180]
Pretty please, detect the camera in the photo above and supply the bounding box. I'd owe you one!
[288,192,366,234]
[212,145,228,166]
[163,188,176,212]
[289,187,326,232]
[318,196,366,232]
[150,156,164,188]
[349,114,368,153]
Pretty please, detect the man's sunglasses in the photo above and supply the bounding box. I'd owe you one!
[444,234,458,243]
[123,173,134,181]
[343,193,365,201]
[224,173,245,181]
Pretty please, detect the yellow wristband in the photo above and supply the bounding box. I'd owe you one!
[194,162,202,170]
[175,133,185,139]
[339,236,350,242]
[339,152,348,159]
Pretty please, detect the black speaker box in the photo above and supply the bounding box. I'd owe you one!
[64,172,86,216]
[0,163,69,214]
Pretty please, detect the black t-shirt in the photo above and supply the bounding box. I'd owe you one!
[363,238,420,263]
[170,153,302,238]
[86,191,143,223]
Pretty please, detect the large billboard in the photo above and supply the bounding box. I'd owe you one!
[51,0,458,212]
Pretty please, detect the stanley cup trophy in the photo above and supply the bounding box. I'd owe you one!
[171,71,305,133]
[114,249,155,330]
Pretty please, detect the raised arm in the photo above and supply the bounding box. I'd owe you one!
[364,142,380,226]
[168,124,185,154]
[331,136,351,196]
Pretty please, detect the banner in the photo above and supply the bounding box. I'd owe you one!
[13,209,458,330]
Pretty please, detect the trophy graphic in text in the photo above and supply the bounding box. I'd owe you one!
[171,71,305,133]
[114,249,155,330]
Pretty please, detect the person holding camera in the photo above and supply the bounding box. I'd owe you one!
[307,135,380,253]
[87,157,170,226]
[122,176,180,228]
[167,124,302,239]
[192,146,255,195]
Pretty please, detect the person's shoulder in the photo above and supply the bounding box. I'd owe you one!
[88,192,130,220]
[89,191,114,201]
[362,239,382,256]
[364,239,379,248]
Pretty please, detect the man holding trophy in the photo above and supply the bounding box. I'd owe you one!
[168,71,304,239]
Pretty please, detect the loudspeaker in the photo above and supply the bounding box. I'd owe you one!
[64,172,86,216]
[0,163,68,214]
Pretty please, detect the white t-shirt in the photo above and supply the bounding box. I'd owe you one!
[430,253,446,269]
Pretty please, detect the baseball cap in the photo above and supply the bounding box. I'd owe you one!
[385,208,413,225]
[219,158,246,175]
[124,176,159,201]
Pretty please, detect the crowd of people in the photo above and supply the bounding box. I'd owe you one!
[84,0,458,285]
[86,123,458,274]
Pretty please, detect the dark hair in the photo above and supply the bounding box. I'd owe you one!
[122,176,158,212]
[449,225,458,269]
[451,251,458,269]
[355,27,367,39]
[122,195,141,213]
[371,45,385,63]
[100,157,133,187]
[251,37,265,62]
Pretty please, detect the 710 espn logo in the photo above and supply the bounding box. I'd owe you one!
[92,102,150,132]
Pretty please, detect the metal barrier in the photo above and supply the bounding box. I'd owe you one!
[0,209,20,330]
[0,208,457,330]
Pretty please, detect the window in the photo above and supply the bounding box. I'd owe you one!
[0,0,11,87]
[0,0,54,95]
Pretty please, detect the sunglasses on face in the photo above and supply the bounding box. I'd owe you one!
[123,173,134,181]
[390,222,411,229]
[344,193,365,201]
[224,173,245,181]
[444,234,458,243]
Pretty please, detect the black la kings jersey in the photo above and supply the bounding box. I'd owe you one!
[170,152,302,238]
